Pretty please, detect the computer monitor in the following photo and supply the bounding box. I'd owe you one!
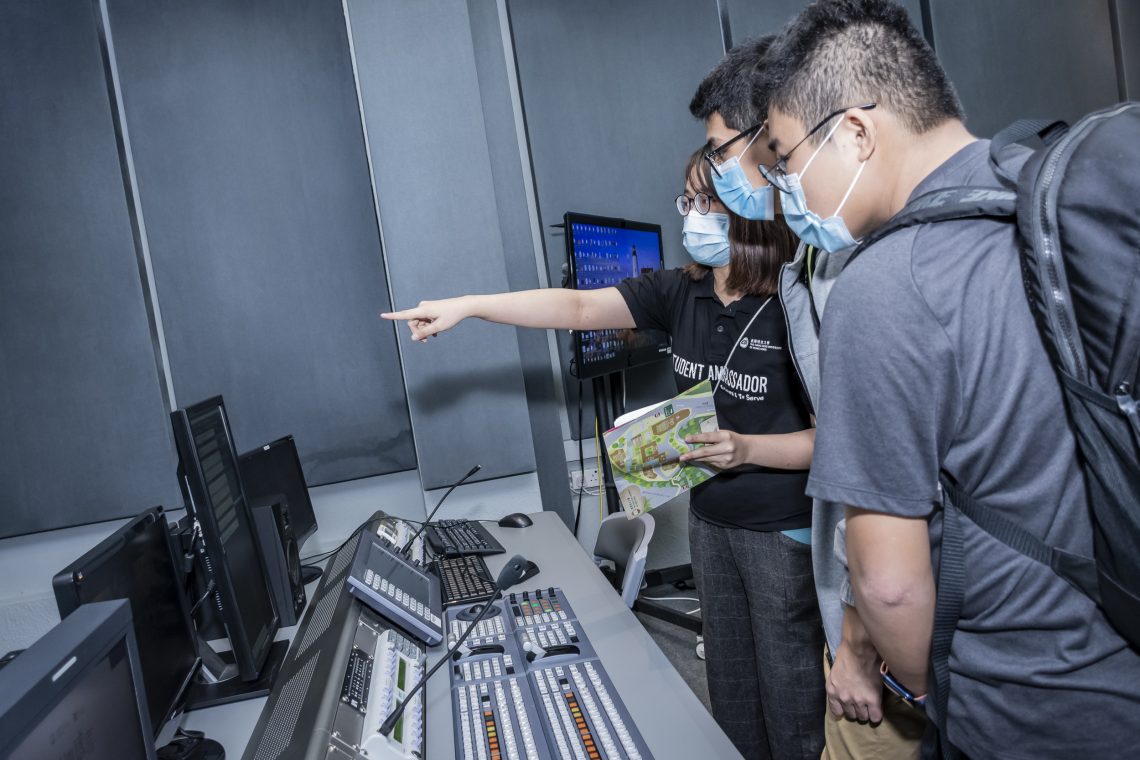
[0,599,156,760]
[171,395,279,682]
[238,435,318,548]
[52,507,199,737]
[564,211,672,379]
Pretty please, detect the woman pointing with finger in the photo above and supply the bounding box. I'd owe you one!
[383,144,824,760]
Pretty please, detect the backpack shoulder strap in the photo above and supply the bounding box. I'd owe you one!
[931,476,1099,759]
[939,478,1101,602]
[989,119,1068,184]
[846,186,1017,268]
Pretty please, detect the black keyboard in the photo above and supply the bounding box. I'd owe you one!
[431,554,498,607]
[425,519,505,557]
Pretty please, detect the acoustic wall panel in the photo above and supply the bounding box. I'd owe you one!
[1115,0,1140,99]
[346,0,537,489]
[467,0,574,521]
[929,0,1120,137]
[104,0,415,485]
[0,0,182,537]
[507,0,725,436]
[725,0,925,46]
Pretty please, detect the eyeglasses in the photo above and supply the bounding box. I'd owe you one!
[675,192,714,216]
[703,121,765,178]
[758,104,876,192]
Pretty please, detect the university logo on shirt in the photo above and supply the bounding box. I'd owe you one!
[740,338,783,352]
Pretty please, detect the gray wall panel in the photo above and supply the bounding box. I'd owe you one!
[106,0,415,485]
[929,0,1120,137]
[507,0,725,436]
[1115,0,1140,98]
[725,0,924,45]
[347,0,537,489]
[0,1,182,537]
[468,0,574,522]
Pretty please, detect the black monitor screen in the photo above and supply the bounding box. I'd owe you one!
[9,638,148,760]
[238,435,317,548]
[172,397,278,680]
[0,601,153,760]
[53,508,198,737]
[565,212,671,378]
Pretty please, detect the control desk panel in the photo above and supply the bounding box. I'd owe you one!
[347,535,444,646]
[446,587,652,760]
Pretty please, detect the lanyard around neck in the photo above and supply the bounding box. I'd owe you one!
[712,295,772,395]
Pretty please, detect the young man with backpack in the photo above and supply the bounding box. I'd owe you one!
[760,0,1140,756]
[690,36,926,759]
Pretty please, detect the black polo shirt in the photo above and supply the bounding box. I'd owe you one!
[616,268,812,532]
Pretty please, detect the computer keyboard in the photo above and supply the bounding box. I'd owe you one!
[432,554,498,608]
[426,520,505,557]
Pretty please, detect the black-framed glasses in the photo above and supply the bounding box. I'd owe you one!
[703,121,765,178]
[675,192,713,216]
[759,103,876,192]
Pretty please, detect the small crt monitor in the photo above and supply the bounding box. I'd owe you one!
[53,507,199,737]
[0,599,156,760]
[564,211,671,378]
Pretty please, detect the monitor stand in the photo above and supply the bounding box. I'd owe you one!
[182,636,290,711]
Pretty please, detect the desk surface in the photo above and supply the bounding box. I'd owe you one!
[182,512,742,760]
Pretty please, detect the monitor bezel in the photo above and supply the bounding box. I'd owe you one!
[563,211,671,380]
[0,599,157,759]
[171,395,279,682]
[51,507,200,738]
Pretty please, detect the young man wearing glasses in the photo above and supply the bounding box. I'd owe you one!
[762,1,1140,757]
[694,32,926,760]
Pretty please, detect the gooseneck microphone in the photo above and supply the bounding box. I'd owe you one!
[399,464,482,558]
[378,554,529,737]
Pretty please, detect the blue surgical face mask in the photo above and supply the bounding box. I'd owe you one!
[682,212,731,267]
[711,129,775,221]
[780,118,866,253]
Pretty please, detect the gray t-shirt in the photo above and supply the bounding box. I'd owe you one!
[806,140,1140,758]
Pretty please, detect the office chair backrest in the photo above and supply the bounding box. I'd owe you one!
[593,512,655,608]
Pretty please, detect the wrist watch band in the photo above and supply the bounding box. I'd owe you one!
[880,661,927,708]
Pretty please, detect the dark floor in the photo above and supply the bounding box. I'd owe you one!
[633,582,711,714]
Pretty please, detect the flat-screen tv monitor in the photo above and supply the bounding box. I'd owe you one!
[171,396,279,681]
[0,599,156,759]
[238,435,317,549]
[564,211,672,379]
[52,507,199,737]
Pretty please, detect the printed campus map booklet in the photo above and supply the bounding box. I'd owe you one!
[603,379,720,518]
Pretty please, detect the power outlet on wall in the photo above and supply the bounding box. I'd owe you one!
[569,464,601,491]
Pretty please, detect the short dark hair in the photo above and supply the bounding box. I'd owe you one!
[766,0,963,141]
[689,36,776,131]
[682,147,797,297]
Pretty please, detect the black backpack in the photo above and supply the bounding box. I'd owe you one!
[849,102,1140,756]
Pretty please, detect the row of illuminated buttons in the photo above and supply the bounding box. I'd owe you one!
[564,693,600,760]
[514,609,568,627]
[577,663,642,760]
[532,664,640,760]
[457,679,538,760]
[520,622,577,649]
[364,569,441,627]
[450,615,507,640]
[459,656,510,683]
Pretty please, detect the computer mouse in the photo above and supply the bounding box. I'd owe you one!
[498,512,533,528]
